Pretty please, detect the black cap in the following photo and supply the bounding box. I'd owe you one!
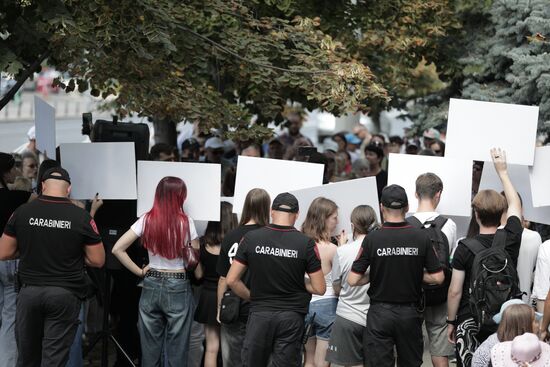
[380,184,408,209]
[364,143,384,158]
[42,167,71,184]
[272,192,299,213]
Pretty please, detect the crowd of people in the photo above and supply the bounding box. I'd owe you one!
[1,113,550,367]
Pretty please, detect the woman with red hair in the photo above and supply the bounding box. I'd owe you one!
[113,176,201,366]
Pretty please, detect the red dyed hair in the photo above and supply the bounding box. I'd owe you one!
[142,176,190,259]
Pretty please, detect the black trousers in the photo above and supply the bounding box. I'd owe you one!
[16,285,81,367]
[242,311,304,367]
[364,302,423,367]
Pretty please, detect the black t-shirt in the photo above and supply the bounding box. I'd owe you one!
[3,195,102,297]
[0,188,31,232]
[451,216,523,320]
[234,224,321,314]
[216,224,261,321]
[351,221,441,304]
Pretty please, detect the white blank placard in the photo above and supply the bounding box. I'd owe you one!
[530,146,550,207]
[233,156,324,213]
[479,163,550,225]
[290,178,380,236]
[445,99,538,165]
[61,142,137,200]
[387,153,473,216]
[34,96,56,157]
[137,161,221,221]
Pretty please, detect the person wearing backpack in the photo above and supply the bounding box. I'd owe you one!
[408,173,457,367]
[446,148,523,367]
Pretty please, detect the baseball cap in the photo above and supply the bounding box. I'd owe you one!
[345,133,362,145]
[423,128,440,140]
[380,185,408,209]
[27,126,36,140]
[42,167,71,184]
[204,137,224,150]
[271,192,299,213]
[492,299,543,324]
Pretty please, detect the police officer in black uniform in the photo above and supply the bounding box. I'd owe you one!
[348,184,444,367]
[0,167,105,367]
[226,192,326,367]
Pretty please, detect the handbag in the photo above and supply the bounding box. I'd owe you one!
[219,290,240,324]
[183,220,200,270]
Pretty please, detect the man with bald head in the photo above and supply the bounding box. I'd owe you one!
[0,166,105,367]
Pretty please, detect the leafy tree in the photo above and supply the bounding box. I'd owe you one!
[0,0,389,142]
[258,0,460,124]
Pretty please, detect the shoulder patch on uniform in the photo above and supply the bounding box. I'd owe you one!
[90,219,99,235]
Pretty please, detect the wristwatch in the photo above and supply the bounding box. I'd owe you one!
[446,318,458,326]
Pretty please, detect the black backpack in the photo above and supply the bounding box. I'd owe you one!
[462,230,521,331]
[407,215,451,306]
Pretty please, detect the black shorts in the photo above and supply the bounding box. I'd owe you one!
[326,315,365,366]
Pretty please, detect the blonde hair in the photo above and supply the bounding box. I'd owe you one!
[472,189,508,227]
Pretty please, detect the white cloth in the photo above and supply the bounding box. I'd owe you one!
[310,270,337,302]
[517,228,542,302]
[331,240,370,326]
[533,239,550,301]
[412,211,458,254]
[131,215,198,270]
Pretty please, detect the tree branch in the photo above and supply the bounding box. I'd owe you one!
[177,24,333,75]
[0,50,51,111]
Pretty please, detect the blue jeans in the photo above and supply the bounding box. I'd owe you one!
[305,297,338,340]
[66,305,85,367]
[139,277,194,367]
[0,260,18,367]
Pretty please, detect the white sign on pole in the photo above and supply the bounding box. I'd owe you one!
[34,96,56,157]
[387,153,473,216]
[529,146,550,208]
[233,156,324,213]
[445,99,539,165]
[289,178,380,236]
[60,142,137,200]
[137,161,221,221]
[479,163,550,225]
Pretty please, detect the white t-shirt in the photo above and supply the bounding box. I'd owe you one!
[332,239,370,326]
[412,212,458,254]
[532,239,550,301]
[517,228,542,302]
[131,215,199,270]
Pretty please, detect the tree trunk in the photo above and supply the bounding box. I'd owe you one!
[152,118,177,146]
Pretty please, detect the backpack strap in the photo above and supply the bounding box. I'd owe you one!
[406,216,423,228]
[461,238,486,256]
[429,215,449,230]
[491,229,507,249]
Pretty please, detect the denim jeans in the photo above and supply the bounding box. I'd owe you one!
[0,260,18,367]
[139,276,194,367]
[66,305,85,367]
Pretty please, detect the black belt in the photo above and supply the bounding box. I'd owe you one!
[145,270,187,280]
